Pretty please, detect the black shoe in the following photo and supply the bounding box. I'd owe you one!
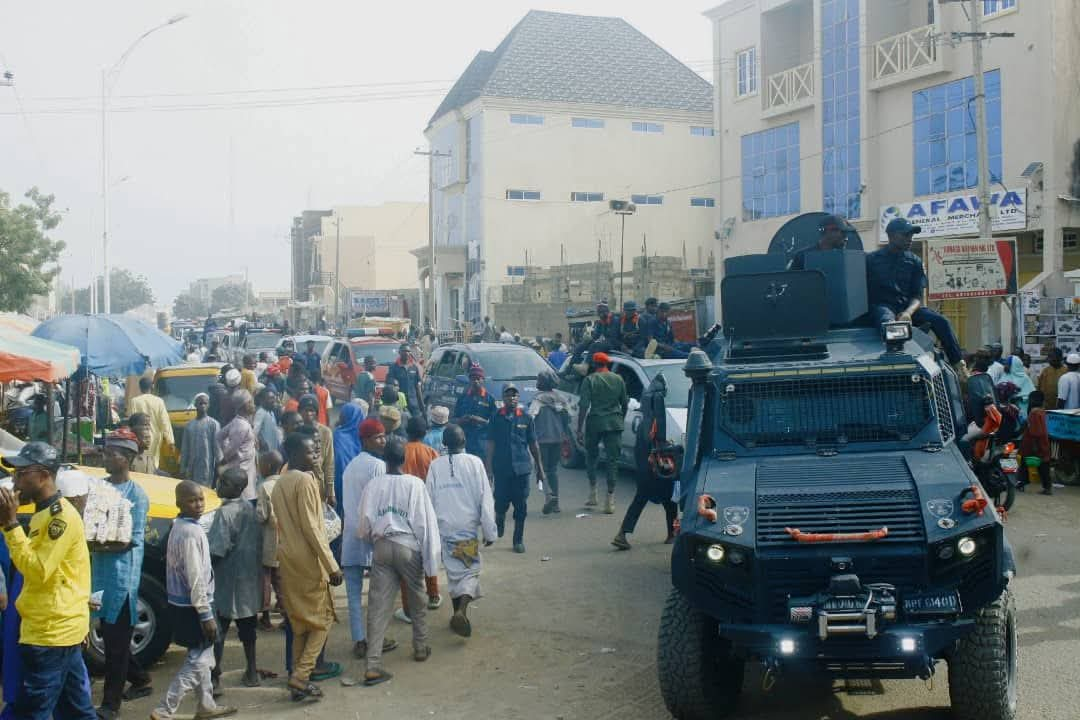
[496,517,505,538]
[96,708,119,720]
[513,543,525,553]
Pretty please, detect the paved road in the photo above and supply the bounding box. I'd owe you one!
[114,467,1078,719]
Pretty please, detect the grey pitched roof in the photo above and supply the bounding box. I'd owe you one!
[428,10,713,126]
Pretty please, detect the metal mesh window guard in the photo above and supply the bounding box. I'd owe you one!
[719,373,935,447]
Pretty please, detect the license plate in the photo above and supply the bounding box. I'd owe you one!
[1000,458,1018,472]
[903,591,960,617]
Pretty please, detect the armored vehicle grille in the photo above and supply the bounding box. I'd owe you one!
[755,457,926,546]
[719,372,935,447]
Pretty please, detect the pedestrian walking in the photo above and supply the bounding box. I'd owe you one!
[93,429,153,719]
[1037,348,1067,410]
[181,393,222,487]
[425,425,497,637]
[387,344,425,415]
[1020,391,1053,495]
[151,481,236,720]
[423,405,450,454]
[453,363,495,458]
[298,394,336,506]
[272,434,343,702]
[357,438,441,686]
[217,390,258,500]
[209,468,263,690]
[128,375,175,466]
[486,385,545,553]
[1058,353,1080,410]
[255,451,284,632]
[333,403,365,516]
[240,355,259,395]
[312,370,332,427]
[577,352,628,514]
[612,374,678,550]
[530,371,570,515]
[0,443,95,720]
[379,403,406,441]
[340,419,399,658]
[354,356,378,406]
[253,388,281,454]
[128,412,160,475]
[403,415,438,480]
[299,341,322,380]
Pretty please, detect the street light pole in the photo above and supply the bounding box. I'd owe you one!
[609,199,636,312]
[333,216,342,330]
[101,13,188,314]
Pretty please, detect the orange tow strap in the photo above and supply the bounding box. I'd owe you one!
[784,527,889,543]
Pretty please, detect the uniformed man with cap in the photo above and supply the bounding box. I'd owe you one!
[616,301,644,354]
[591,301,619,345]
[868,218,967,378]
[485,384,545,553]
[453,363,496,458]
[789,213,849,270]
[576,352,629,514]
[0,442,95,719]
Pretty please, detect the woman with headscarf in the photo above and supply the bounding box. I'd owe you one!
[1003,355,1035,413]
[217,389,258,500]
[333,403,365,515]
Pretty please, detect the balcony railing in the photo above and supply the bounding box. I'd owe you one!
[874,24,937,81]
[765,61,815,113]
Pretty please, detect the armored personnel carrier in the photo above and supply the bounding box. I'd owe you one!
[657,213,1017,720]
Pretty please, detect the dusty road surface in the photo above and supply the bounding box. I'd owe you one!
[111,467,1079,719]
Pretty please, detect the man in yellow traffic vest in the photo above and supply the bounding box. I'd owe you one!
[0,442,94,720]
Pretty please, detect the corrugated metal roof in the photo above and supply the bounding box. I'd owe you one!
[428,10,713,126]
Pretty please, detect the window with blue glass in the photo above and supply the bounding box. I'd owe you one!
[983,0,1016,16]
[691,126,715,137]
[631,194,664,205]
[631,121,664,134]
[913,70,1002,196]
[690,197,715,208]
[821,0,861,218]
[509,114,543,125]
[570,191,604,202]
[506,189,541,201]
[740,122,800,221]
[572,117,605,129]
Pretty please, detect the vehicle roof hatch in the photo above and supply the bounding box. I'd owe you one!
[721,270,830,362]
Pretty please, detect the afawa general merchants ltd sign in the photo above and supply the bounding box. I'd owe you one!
[878,189,1026,243]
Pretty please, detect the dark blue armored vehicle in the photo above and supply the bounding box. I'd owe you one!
[658,214,1017,720]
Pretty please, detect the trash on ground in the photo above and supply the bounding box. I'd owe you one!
[575,513,592,518]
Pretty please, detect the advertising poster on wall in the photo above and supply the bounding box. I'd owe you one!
[925,238,1017,301]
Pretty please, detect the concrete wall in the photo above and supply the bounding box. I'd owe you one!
[491,302,572,340]
[316,203,426,292]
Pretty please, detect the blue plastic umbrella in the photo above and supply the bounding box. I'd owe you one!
[31,314,185,377]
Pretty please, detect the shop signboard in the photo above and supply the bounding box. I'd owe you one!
[925,238,1017,301]
[878,188,1026,243]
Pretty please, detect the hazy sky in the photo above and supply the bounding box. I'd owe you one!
[0,1,714,306]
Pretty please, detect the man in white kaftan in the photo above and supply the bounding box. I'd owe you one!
[425,424,496,637]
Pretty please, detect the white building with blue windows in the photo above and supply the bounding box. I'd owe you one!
[420,10,717,332]
[706,0,1080,348]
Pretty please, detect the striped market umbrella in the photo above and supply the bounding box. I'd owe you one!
[0,326,81,382]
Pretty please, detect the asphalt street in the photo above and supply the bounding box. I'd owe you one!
[110,466,1079,720]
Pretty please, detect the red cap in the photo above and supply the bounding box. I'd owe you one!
[359,418,386,439]
[593,352,612,365]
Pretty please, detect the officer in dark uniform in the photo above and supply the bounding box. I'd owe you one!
[452,363,496,457]
[616,301,644,354]
[485,385,545,555]
[387,343,425,414]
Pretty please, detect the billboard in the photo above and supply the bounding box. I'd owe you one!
[349,291,389,314]
[925,238,1017,301]
[878,189,1026,244]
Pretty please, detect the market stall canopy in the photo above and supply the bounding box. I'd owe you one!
[31,314,184,377]
[0,326,81,382]
[0,313,40,334]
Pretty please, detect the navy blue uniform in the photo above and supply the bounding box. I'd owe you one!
[387,359,424,412]
[453,388,495,457]
[866,248,962,364]
[489,407,536,545]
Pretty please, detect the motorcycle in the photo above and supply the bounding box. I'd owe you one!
[962,401,1018,511]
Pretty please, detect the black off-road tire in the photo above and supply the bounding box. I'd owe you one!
[657,588,743,720]
[948,589,1018,720]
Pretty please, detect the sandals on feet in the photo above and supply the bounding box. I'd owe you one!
[289,683,324,702]
[450,613,472,638]
[363,670,394,687]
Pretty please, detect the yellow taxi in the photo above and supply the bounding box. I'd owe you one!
[152,363,224,476]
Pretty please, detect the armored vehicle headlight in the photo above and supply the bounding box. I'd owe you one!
[779,638,796,655]
[957,536,977,557]
[705,544,725,562]
[883,321,912,342]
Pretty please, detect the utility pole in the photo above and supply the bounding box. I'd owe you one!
[950,0,1014,344]
[609,200,636,312]
[333,215,342,330]
[414,147,452,331]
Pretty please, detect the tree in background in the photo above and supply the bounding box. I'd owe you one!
[0,188,65,313]
[210,282,253,313]
[59,267,155,314]
[172,292,208,320]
